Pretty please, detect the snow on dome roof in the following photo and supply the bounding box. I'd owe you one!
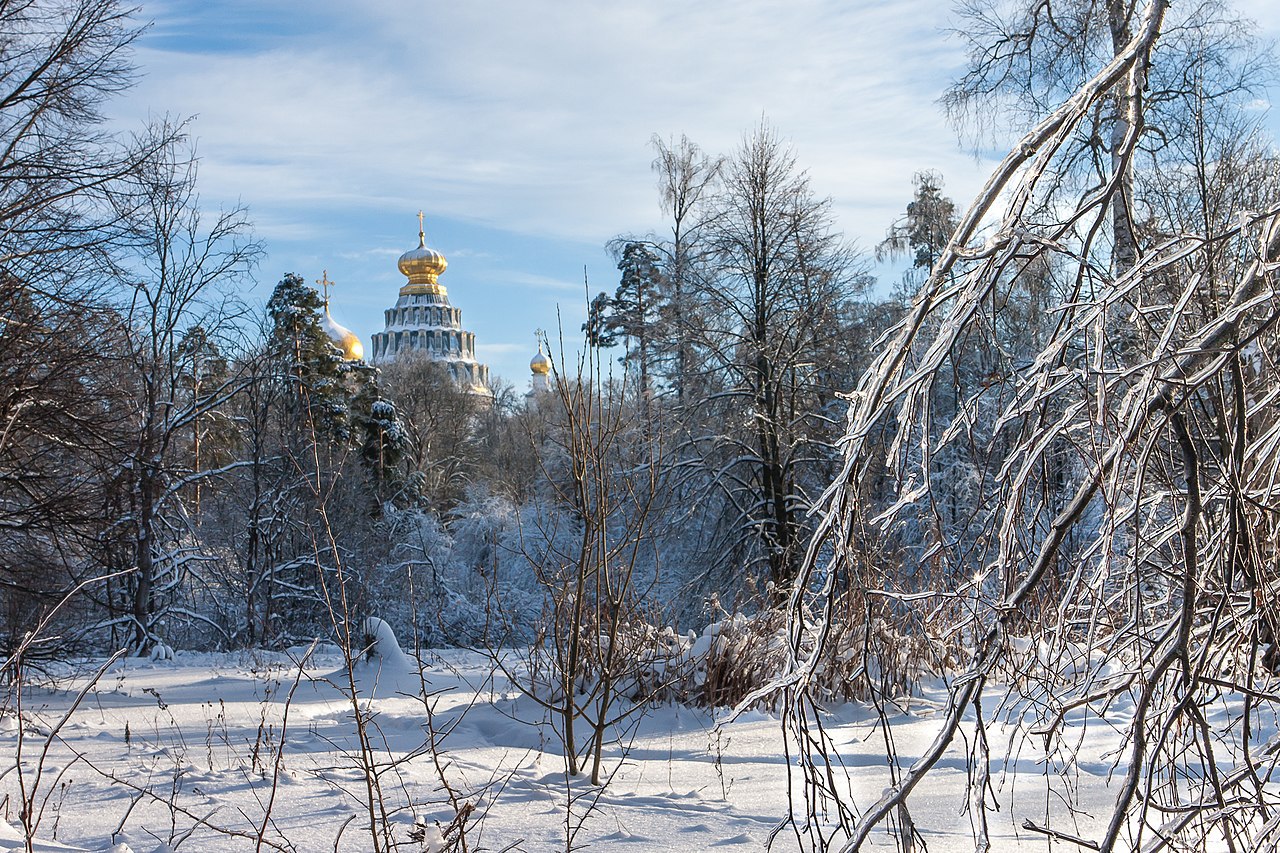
[316,270,363,361]
[323,306,364,361]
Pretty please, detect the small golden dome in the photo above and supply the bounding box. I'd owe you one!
[398,215,447,291]
[530,344,551,376]
[323,306,364,361]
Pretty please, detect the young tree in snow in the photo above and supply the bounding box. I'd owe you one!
[504,330,663,785]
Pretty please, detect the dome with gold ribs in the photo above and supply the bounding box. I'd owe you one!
[530,344,551,376]
[398,215,447,292]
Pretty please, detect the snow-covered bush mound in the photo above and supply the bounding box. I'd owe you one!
[576,606,946,711]
[361,616,413,671]
[324,616,424,699]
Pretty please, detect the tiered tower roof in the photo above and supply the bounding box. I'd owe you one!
[370,213,491,396]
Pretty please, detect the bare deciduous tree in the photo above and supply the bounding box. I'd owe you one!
[105,138,259,652]
[0,0,180,649]
[693,122,866,594]
[497,327,663,787]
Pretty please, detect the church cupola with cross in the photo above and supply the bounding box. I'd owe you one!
[369,212,491,396]
[317,270,364,361]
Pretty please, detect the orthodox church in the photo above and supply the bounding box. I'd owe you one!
[322,212,558,400]
[365,214,491,396]
[527,343,551,399]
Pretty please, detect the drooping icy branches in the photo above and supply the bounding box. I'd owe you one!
[764,1,1280,849]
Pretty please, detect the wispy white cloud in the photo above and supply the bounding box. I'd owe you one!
[336,247,405,260]
[496,272,584,293]
[118,0,1280,383]
[122,0,1000,248]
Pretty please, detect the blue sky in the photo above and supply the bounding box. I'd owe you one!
[113,1,1280,388]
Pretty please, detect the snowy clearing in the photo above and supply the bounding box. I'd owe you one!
[0,649,1154,852]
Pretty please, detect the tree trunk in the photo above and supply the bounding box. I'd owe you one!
[1108,0,1140,277]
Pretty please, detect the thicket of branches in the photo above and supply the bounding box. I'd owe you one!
[4,1,1280,852]
[756,1,1280,851]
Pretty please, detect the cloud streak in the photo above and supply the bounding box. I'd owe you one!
[117,0,1280,383]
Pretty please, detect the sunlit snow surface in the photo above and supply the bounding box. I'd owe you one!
[0,649,1170,851]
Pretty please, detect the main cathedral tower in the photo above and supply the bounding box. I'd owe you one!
[369,213,491,395]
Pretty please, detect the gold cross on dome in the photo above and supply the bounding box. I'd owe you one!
[316,270,334,303]
[417,210,425,235]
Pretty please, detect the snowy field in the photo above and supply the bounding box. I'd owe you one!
[2,648,1143,852]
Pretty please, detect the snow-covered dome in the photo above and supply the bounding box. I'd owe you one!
[322,306,364,361]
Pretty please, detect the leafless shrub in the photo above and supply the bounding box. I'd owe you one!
[490,318,665,790]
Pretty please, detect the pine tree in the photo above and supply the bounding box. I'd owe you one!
[351,379,409,509]
[876,170,959,299]
[583,241,665,393]
[266,273,352,444]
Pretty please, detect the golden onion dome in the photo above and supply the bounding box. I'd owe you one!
[530,344,552,376]
[323,306,364,361]
[398,215,447,292]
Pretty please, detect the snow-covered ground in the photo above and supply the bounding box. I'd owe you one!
[1,647,1134,852]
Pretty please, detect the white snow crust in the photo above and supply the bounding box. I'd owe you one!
[0,648,1230,851]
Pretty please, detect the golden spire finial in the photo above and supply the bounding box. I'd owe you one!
[317,269,334,304]
[417,210,425,247]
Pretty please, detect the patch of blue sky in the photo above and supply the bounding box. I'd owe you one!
[140,1,329,54]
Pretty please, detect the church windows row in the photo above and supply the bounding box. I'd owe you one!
[383,305,463,328]
[370,329,477,361]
